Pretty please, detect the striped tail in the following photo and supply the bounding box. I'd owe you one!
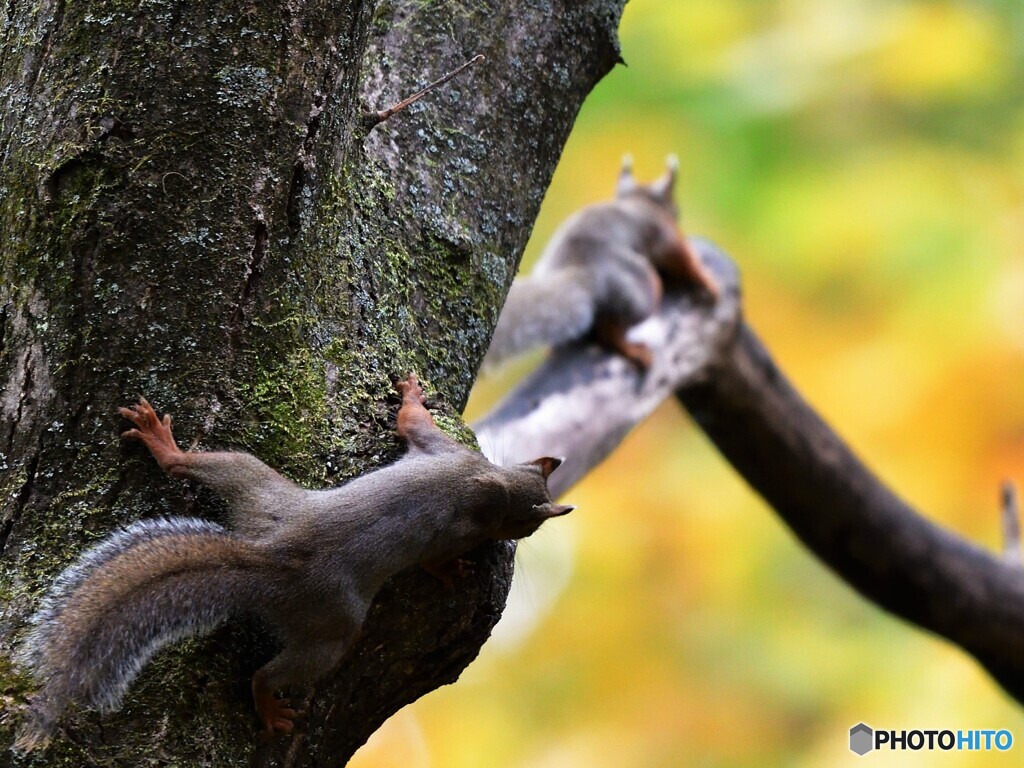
[15,517,270,750]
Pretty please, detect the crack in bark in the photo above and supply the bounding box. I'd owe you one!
[26,0,66,98]
[284,11,353,242]
[6,344,35,459]
[227,219,269,352]
[285,160,307,238]
[57,225,100,446]
[0,1,16,74]
[0,451,39,556]
[0,301,8,361]
[286,91,326,239]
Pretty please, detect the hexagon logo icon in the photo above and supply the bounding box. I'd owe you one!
[850,723,874,756]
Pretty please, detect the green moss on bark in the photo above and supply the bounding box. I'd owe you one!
[0,0,625,762]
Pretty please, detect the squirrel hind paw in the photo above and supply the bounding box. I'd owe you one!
[623,343,653,371]
[255,696,299,739]
[12,709,55,754]
[118,398,166,433]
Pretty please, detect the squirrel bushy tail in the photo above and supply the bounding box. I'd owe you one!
[16,517,271,750]
[484,269,595,368]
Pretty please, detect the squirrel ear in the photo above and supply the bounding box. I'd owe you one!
[529,456,564,480]
[532,502,576,518]
[650,154,678,202]
[616,154,636,196]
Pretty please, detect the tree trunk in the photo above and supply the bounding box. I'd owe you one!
[0,0,625,764]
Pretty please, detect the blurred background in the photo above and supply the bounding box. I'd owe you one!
[353,0,1024,765]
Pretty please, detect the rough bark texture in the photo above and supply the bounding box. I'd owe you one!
[0,0,625,764]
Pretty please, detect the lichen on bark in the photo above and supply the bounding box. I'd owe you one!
[0,0,626,763]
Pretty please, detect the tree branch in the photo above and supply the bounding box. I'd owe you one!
[473,243,741,498]
[476,239,1024,706]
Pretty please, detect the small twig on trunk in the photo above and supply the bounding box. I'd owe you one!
[1003,480,1020,566]
[362,54,485,129]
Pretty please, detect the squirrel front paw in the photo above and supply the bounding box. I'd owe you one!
[118,397,188,476]
[395,372,426,405]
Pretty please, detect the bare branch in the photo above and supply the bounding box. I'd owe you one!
[474,240,739,498]
[475,239,1024,707]
[362,54,485,129]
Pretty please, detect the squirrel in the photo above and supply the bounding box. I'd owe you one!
[484,155,719,371]
[15,373,573,750]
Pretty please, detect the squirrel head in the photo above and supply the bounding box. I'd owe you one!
[615,154,679,218]
[616,154,705,274]
[480,456,575,540]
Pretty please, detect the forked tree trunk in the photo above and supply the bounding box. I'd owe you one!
[0,1,625,763]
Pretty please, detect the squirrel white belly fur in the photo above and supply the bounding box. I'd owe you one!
[16,373,573,749]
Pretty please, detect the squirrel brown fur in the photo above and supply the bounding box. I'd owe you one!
[15,373,573,749]
[484,156,719,370]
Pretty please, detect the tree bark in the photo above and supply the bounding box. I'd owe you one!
[0,0,625,764]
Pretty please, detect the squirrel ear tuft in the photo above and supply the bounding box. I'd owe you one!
[529,456,564,479]
[650,154,678,201]
[616,154,636,196]
[532,502,576,518]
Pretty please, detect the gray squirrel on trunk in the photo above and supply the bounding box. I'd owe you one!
[484,156,719,370]
[16,373,573,749]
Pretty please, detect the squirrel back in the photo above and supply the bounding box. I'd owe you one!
[483,156,718,370]
[16,517,275,750]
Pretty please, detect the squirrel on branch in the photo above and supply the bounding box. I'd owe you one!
[484,155,719,371]
[16,373,573,749]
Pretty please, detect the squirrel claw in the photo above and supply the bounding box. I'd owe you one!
[396,372,426,404]
[622,342,653,372]
[118,397,187,474]
[255,700,298,739]
[253,675,300,739]
[119,399,163,431]
[594,320,653,372]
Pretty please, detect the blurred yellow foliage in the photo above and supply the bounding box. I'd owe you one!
[872,4,1006,100]
[351,0,1024,765]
